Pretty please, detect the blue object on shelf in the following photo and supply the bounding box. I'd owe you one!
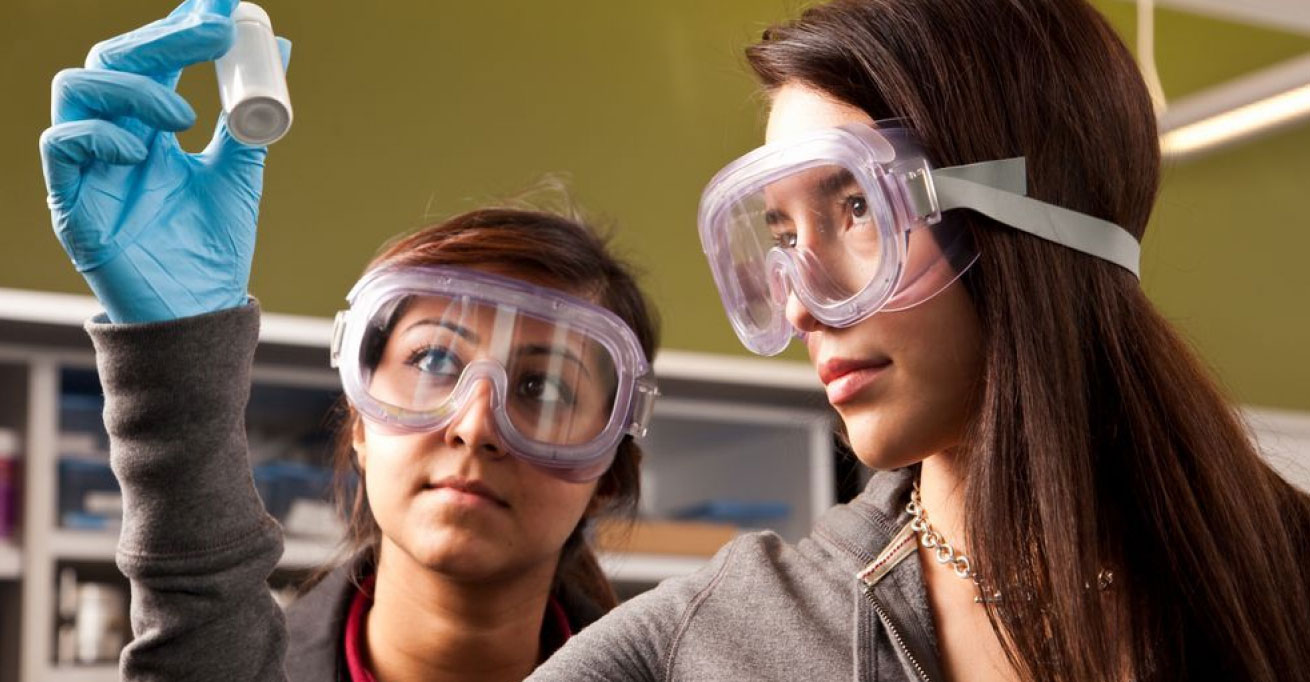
[59,393,109,438]
[253,460,334,521]
[57,457,120,525]
[670,500,791,526]
[62,510,118,531]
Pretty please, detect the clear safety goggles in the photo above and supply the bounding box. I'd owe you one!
[330,265,658,482]
[698,122,1142,356]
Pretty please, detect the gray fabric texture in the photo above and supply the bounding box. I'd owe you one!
[530,467,943,682]
[88,302,288,681]
[284,558,360,682]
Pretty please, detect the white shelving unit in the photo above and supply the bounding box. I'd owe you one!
[0,540,19,579]
[0,287,836,682]
[42,666,118,682]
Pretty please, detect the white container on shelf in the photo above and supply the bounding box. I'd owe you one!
[74,582,127,664]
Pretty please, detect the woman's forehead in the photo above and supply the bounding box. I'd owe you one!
[765,83,873,144]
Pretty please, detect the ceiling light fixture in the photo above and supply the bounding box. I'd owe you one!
[1159,53,1310,160]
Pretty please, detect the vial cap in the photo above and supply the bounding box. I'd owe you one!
[232,2,273,28]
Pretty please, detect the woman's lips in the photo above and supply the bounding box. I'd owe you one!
[818,356,892,405]
[425,477,510,508]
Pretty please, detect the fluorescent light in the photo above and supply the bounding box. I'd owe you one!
[1162,83,1310,158]
[1159,53,1310,161]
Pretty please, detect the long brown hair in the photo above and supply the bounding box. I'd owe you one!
[327,204,657,611]
[747,1,1310,679]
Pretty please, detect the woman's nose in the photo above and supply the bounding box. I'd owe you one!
[443,380,507,459]
[784,291,822,335]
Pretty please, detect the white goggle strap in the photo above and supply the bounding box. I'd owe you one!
[904,157,1142,279]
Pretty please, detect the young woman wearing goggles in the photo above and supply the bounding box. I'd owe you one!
[301,213,658,681]
[36,2,659,679]
[534,1,1310,681]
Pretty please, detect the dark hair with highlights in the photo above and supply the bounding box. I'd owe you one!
[326,204,658,611]
[748,0,1310,679]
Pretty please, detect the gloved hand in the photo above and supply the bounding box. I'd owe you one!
[38,0,291,323]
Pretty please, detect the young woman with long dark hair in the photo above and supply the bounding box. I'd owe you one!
[533,1,1310,680]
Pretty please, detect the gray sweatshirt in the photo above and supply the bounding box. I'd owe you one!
[88,303,945,681]
[529,464,944,681]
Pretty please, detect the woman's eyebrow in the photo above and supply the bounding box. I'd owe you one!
[763,167,860,226]
[814,167,858,198]
[514,344,591,379]
[764,207,790,227]
[401,319,480,343]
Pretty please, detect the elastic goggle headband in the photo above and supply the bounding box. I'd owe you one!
[330,264,658,482]
[698,123,1141,355]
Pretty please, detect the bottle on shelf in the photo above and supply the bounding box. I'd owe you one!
[0,427,20,539]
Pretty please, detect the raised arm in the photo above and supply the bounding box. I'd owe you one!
[37,1,293,678]
[87,304,287,681]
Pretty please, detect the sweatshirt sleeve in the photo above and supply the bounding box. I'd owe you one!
[528,538,742,681]
[86,302,287,682]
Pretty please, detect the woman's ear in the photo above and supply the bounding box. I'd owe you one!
[583,481,611,518]
[352,417,368,470]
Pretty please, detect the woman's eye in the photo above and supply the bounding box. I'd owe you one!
[773,231,798,249]
[407,347,461,377]
[846,194,871,223]
[517,373,575,406]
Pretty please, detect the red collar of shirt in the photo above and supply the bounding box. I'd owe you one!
[342,573,574,681]
[343,574,378,682]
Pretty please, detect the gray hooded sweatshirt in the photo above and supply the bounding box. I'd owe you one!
[87,303,944,681]
[528,461,944,681]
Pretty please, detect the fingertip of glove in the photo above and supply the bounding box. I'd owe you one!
[183,12,238,59]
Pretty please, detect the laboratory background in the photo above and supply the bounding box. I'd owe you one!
[0,1,1307,680]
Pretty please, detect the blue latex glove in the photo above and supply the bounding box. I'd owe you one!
[38,0,291,323]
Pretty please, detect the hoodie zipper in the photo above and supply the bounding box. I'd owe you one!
[846,518,936,682]
[862,583,934,682]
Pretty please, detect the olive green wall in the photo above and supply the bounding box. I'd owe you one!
[2,2,1308,410]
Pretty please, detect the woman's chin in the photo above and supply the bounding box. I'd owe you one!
[841,402,969,473]
[851,437,967,472]
[386,530,507,580]
[415,547,507,581]
[843,418,928,471]
[851,448,924,472]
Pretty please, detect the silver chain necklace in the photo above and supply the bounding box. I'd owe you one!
[906,482,1113,605]
[907,482,1004,604]
[906,482,979,581]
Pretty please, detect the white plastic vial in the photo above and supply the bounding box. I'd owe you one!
[215,2,292,146]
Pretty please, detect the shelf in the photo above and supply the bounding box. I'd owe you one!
[44,528,708,586]
[0,288,334,349]
[281,535,340,570]
[49,530,117,562]
[0,538,20,578]
[598,551,710,584]
[50,529,344,572]
[45,664,118,682]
